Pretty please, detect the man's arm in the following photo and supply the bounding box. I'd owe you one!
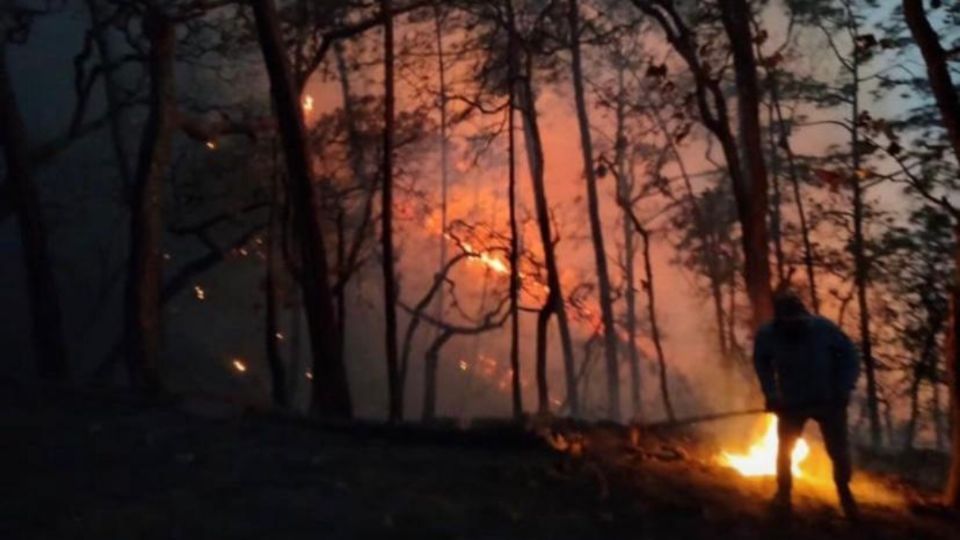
[829,322,860,394]
[753,327,777,408]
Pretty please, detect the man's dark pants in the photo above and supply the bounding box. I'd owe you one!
[776,405,853,498]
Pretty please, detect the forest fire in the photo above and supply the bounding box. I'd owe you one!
[720,415,810,478]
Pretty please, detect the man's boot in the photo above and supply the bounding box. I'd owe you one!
[837,484,859,521]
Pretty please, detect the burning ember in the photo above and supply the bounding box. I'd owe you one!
[302,94,314,113]
[720,414,810,478]
[231,358,247,373]
[193,285,206,301]
[205,140,217,150]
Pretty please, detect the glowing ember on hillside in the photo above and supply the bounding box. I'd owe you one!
[720,415,810,477]
[193,285,206,301]
[231,358,247,373]
[205,140,217,150]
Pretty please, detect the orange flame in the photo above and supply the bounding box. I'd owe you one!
[720,414,810,477]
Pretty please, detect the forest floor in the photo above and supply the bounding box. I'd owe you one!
[2,379,957,540]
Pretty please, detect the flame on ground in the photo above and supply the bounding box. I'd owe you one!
[720,414,810,478]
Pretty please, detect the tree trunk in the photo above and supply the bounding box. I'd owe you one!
[948,233,960,508]
[265,149,288,409]
[847,41,882,448]
[766,102,786,286]
[535,305,551,414]
[902,0,960,504]
[125,11,175,393]
[568,0,620,422]
[634,220,674,421]
[516,53,578,417]
[904,365,921,452]
[718,0,775,330]
[616,66,641,419]
[506,0,523,421]
[647,102,729,360]
[251,0,351,418]
[0,42,69,380]
[768,72,819,312]
[380,0,402,422]
[434,3,449,330]
[422,330,454,421]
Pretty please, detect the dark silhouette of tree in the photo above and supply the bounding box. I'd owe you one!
[0,36,69,380]
[901,0,960,509]
[251,0,351,418]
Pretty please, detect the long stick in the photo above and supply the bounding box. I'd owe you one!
[639,408,767,430]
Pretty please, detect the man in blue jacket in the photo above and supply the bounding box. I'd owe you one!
[753,289,860,519]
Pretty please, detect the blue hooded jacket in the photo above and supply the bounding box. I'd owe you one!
[753,315,860,409]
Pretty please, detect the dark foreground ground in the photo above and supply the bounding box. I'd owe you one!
[2,380,957,540]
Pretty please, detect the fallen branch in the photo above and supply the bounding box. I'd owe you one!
[638,408,767,431]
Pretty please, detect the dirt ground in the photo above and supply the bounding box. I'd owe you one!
[1,380,957,540]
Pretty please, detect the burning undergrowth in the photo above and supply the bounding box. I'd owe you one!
[531,413,930,517]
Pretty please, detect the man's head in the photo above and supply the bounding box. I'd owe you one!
[773,289,808,321]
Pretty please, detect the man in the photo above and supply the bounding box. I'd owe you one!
[753,289,861,519]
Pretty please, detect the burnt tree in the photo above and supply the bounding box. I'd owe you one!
[251,0,351,418]
[125,10,175,393]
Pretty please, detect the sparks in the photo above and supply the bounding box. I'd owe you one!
[232,358,247,373]
[193,285,206,301]
[459,360,469,371]
[205,140,217,150]
[720,414,810,478]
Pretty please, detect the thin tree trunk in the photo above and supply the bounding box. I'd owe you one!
[616,65,641,419]
[506,0,523,421]
[904,366,921,452]
[568,0,619,421]
[380,0,402,422]
[646,103,728,359]
[251,0,351,418]
[768,73,819,312]
[902,0,960,505]
[933,348,946,450]
[631,219,674,421]
[949,233,960,507]
[534,306,550,413]
[265,146,288,409]
[0,42,69,380]
[516,53,578,417]
[422,330,454,421]
[849,42,881,448]
[434,3,449,330]
[125,11,175,393]
[766,102,786,286]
